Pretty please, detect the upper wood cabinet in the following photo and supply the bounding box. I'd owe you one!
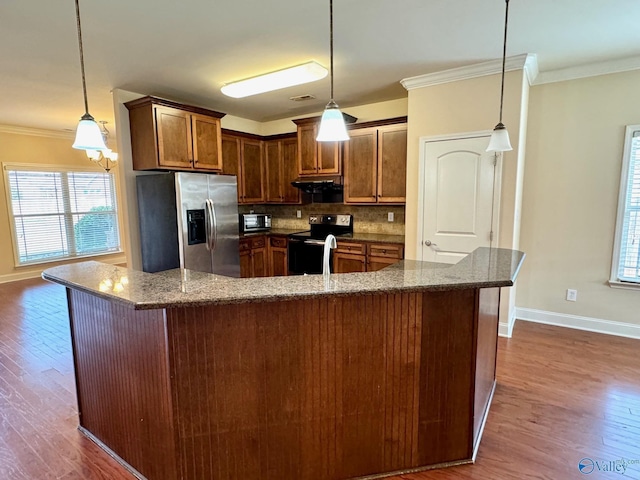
[191,114,223,171]
[343,128,377,202]
[282,138,300,203]
[125,96,224,172]
[292,115,355,176]
[242,139,264,203]
[265,141,281,202]
[265,136,300,204]
[344,123,407,204]
[222,133,265,204]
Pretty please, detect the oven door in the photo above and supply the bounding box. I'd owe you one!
[288,238,331,275]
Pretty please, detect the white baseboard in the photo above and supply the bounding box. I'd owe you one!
[498,306,517,338]
[0,255,127,284]
[498,322,512,338]
[515,307,640,340]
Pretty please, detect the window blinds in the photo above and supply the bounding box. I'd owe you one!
[5,166,121,265]
[617,131,640,283]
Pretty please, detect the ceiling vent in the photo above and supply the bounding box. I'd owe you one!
[289,94,316,102]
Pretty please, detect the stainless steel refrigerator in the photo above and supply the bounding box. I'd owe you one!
[136,172,241,276]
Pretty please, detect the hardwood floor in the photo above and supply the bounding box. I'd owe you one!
[1,278,639,479]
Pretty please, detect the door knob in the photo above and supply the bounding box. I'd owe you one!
[424,240,432,246]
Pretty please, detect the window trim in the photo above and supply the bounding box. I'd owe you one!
[609,125,640,290]
[2,162,123,268]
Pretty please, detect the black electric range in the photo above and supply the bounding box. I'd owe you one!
[288,214,353,274]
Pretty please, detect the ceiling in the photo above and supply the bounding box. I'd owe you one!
[2,0,640,134]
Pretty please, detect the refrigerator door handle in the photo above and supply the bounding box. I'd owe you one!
[208,199,218,252]
[204,199,212,251]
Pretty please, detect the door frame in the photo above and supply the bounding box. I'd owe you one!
[417,131,503,261]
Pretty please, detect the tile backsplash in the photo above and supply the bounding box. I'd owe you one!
[239,204,405,235]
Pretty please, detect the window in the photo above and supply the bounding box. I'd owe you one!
[611,126,640,288]
[3,164,121,266]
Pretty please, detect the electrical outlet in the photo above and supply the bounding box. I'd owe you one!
[296,210,302,218]
[387,212,394,222]
[566,289,578,302]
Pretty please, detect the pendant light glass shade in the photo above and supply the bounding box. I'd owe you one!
[316,0,349,142]
[316,100,349,142]
[486,0,512,153]
[73,113,107,150]
[72,0,106,151]
[487,123,512,152]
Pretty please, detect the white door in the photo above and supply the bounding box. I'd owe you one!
[420,135,500,263]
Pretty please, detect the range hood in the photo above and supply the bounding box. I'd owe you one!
[291,176,343,203]
[291,175,343,194]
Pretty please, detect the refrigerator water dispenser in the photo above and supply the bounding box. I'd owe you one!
[187,209,206,245]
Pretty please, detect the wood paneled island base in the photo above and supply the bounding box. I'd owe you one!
[67,287,499,480]
[45,248,524,480]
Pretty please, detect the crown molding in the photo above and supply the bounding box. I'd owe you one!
[534,55,640,85]
[400,54,538,91]
[0,124,75,140]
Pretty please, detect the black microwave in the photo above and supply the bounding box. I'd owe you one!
[240,213,271,232]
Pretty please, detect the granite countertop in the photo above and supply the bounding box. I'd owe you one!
[42,248,524,310]
[240,228,305,238]
[240,229,405,244]
[337,233,405,245]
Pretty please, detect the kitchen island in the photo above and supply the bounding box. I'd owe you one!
[43,247,524,480]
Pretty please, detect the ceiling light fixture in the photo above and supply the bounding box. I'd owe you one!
[486,0,513,152]
[86,121,118,172]
[220,61,328,98]
[316,0,349,142]
[71,0,106,151]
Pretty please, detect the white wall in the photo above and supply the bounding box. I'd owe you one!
[517,70,640,334]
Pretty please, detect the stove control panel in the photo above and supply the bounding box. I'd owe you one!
[309,214,352,226]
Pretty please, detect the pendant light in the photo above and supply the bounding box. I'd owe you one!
[316,0,349,142]
[86,121,119,172]
[486,0,513,152]
[71,0,106,151]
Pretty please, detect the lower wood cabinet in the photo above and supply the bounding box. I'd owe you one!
[268,236,288,276]
[333,252,367,273]
[333,240,404,274]
[241,235,288,278]
[242,236,403,277]
[239,236,267,278]
[368,243,404,272]
[333,241,366,273]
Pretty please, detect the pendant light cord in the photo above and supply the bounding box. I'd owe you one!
[329,0,334,101]
[75,0,89,115]
[498,0,510,124]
